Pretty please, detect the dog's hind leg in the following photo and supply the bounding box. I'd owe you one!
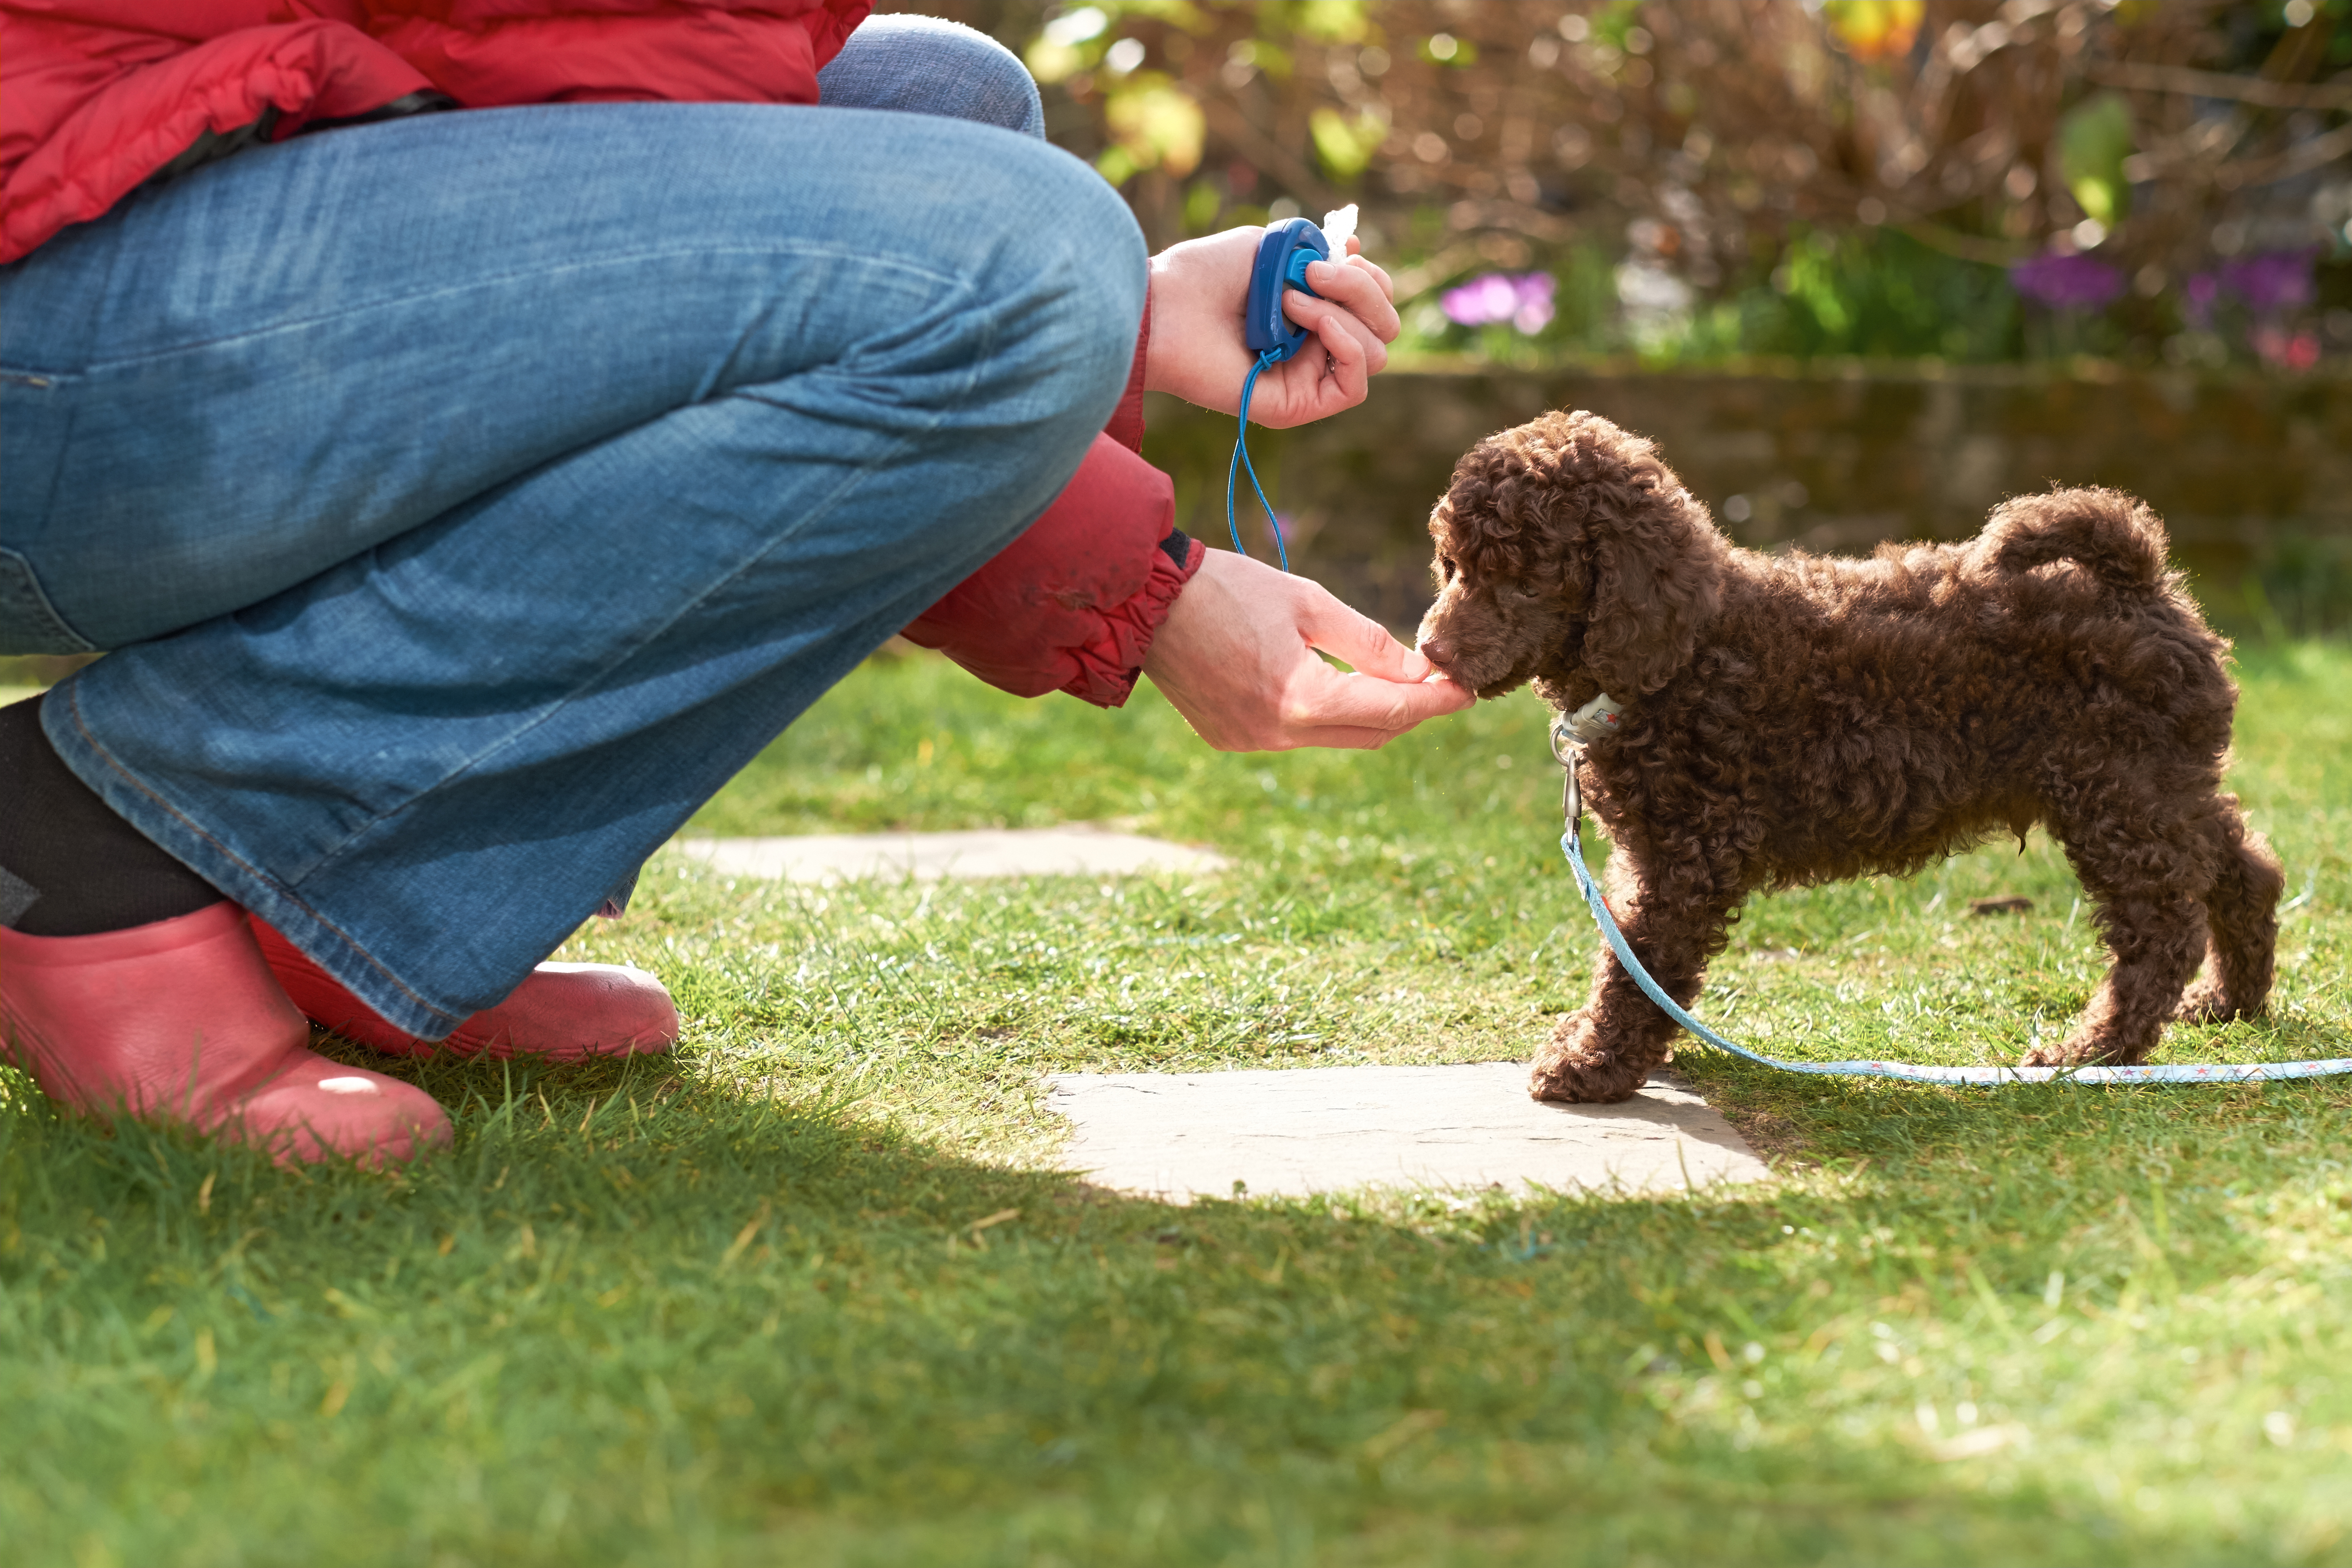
[2173,799,2283,1025]
[2025,779,2216,1067]
[1532,847,1740,1103]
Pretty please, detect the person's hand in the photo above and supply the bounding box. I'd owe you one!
[1143,227,1398,429]
[1143,550,1472,750]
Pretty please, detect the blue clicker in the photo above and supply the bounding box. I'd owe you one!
[1243,217,1330,363]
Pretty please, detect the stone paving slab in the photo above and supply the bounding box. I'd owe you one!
[1048,1062,1769,1202]
[674,826,1228,885]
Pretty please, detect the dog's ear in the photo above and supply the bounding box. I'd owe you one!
[1577,461,1726,698]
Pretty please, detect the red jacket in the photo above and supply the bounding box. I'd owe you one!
[0,0,1198,706]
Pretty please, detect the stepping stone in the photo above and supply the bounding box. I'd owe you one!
[1048,1062,1768,1201]
[674,825,1228,885]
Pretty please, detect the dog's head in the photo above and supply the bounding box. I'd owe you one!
[1415,410,1727,704]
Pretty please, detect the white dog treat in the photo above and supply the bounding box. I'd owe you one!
[1320,203,1358,251]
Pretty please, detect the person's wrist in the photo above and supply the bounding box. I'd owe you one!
[1142,231,1256,402]
[1141,247,1187,396]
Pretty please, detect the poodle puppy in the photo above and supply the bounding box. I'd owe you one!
[1415,410,2281,1104]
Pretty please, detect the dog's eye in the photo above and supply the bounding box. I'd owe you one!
[1439,555,1458,583]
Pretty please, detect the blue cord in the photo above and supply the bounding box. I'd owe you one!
[1226,349,1290,572]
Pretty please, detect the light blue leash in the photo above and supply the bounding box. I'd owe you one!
[1549,715,2352,1086]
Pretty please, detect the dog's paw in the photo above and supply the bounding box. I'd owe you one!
[1528,1056,1647,1103]
[2019,1030,2144,1069]
[1529,1020,1648,1103]
[2171,979,2258,1026]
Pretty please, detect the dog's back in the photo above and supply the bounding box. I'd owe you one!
[1643,489,2237,888]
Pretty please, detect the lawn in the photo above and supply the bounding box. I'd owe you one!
[3,639,2348,1566]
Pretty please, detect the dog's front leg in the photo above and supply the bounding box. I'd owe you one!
[1531,848,1738,1104]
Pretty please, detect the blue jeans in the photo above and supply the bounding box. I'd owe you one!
[0,22,1144,1036]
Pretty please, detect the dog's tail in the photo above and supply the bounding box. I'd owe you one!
[1969,486,2170,595]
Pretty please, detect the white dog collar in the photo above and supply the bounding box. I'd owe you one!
[1565,692,1625,743]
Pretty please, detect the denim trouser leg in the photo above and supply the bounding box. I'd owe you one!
[0,102,1144,1037]
[819,13,1048,137]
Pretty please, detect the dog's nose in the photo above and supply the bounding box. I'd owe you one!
[1419,637,1455,670]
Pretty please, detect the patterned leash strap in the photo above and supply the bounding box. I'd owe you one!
[1550,720,2352,1087]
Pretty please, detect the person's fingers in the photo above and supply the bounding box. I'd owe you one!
[1303,257,1401,340]
[1303,309,1374,406]
[1278,285,1382,360]
[1311,297,1388,372]
[1203,723,1391,753]
[1405,674,1478,715]
[1303,256,1387,314]
[1321,306,1389,390]
[1295,587,1436,682]
[1280,662,1474,735]
[1274,724,1401,751]
[1250,328,1367,427]
[1223,684,1469,751]
[1344,672,1476,726]
[1348,253,1397,306]
[1250,300,1380,424]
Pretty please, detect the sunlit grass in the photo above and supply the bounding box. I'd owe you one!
[3,642,2347,1565]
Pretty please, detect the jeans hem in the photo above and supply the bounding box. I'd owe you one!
[39,677,467,1039]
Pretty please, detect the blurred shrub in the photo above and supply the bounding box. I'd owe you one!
[894,1,2352,370]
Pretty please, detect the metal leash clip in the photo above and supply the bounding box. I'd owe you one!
[1549,714,1583,828]
[1550,692,1623,830]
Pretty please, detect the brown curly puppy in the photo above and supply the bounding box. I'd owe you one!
[1416,410,2282,1104]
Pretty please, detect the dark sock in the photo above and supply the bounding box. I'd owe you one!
[0,694,224,936]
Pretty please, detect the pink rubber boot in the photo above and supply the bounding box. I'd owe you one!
[250,916,678,1061]
[0,904,451,1166]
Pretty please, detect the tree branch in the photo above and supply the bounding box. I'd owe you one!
[2086,61,2352,111]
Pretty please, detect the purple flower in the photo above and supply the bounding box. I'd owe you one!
[2009,252,2126,312]
[1508,272,1556,334]
[2217,250,2317,315]
[1440,271,1557,333]
[1440,273,1518,326]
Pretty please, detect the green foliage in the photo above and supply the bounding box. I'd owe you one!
[1405,228,2027,367]
[1703,227,2024,363]
[5,642,2349,1563]
[1290,0,1370,46]
[1308,105,1384,182]
[1586,0,1649,53]
[1098,73,1206,186]
[1416,30,1475,67]
[2058,93,2137,229]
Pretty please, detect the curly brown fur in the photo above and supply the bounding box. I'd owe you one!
[1417,410,2282,1104]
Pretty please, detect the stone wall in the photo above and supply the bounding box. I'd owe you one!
[1139,364,2352,634]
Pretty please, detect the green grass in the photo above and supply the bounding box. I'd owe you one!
[5,642,2351,1566]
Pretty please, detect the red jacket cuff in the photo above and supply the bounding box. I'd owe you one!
[902,433,1201,708]
[1056,528,1204,705]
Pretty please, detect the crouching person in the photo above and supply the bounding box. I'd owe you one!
[0,5,1466,1164]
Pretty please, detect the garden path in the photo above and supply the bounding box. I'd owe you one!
[1049,1064,1768,1201]
[674,825,1227,884]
